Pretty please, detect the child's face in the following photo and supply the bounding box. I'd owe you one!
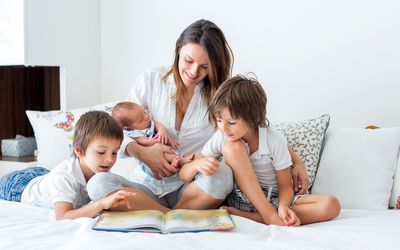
[124,105,151,130]
[215,107,252,142]
[75,136,121,177]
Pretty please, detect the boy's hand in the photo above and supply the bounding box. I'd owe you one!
[195,157,220,176]
[101,190,136,210]
[278,206,300,227]
[291,161,309,195]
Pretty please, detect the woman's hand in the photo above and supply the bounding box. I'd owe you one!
[126,141,178,179]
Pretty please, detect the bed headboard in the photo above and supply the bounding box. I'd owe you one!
[0,65,60,154]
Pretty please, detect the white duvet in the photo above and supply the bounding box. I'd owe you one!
[0,200,399,250]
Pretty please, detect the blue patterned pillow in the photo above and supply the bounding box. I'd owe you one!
[273,114,330,188]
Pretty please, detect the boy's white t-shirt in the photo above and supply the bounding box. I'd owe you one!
[201,127,292,186]
[21,156,90,209]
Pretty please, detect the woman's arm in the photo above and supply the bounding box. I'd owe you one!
[53,190,135,220]
[125,141,178,179]
[288,146,309,194]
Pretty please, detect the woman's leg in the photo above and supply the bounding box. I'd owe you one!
[87,172,170,212]
[291,194,341,224]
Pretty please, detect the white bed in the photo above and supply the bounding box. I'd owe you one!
[1,199,399,250]
[2,107,400,249]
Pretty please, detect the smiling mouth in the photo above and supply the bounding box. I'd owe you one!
[185,71,197,81]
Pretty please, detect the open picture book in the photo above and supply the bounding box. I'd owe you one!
[92,208,235,234]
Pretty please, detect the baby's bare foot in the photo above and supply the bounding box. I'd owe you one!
[171,156,180,169]
[179,153,195,165]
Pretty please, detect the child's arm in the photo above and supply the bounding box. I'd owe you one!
[133,135,159,147]
[288,146,309,194]
[276,167,300,226]
[222,141,284,226]
[53,190,135,220]
[153,121,179,150]
[179,153,220,181]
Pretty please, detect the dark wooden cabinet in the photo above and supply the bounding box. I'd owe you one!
[0,66,60,143]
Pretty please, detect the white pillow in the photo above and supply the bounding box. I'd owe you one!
[389,159,400,209]
[312,127,400,210]
[26,102,117,169]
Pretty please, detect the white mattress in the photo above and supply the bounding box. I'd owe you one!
[0,200,399,249]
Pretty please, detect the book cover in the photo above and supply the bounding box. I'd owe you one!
[92,209,235,234]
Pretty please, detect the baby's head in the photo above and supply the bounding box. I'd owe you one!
[73,111,123,174]
[209,74,268,129]
[112,101,151,130]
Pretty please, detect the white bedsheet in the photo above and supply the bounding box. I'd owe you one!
[0,200,399,249]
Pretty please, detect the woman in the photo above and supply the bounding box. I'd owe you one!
[87,19,309,211]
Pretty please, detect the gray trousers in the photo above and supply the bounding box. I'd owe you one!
[87,162,233,208]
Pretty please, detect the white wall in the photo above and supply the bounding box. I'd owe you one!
[25,0,100,109]
[100,0,400,128]
[0,0,24,65]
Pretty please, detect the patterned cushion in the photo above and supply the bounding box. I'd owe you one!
[26,102,117,169]
[273,114,330,189]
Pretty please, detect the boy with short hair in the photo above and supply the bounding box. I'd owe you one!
[0,111,134,220]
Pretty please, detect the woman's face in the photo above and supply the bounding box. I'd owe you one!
[178,43,210,88]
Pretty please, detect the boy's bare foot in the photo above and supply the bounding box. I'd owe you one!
[221,206,244,216]
[221,206,265,224]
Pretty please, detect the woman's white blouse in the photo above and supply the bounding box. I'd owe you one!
[121,67,215,156]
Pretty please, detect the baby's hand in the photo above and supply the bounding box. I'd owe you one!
[278,206,300,227]
[154,128,179,150]
[101,190,136,210]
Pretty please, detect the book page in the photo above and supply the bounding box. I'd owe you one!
[164,209,235,233]
[93,210,164,232]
